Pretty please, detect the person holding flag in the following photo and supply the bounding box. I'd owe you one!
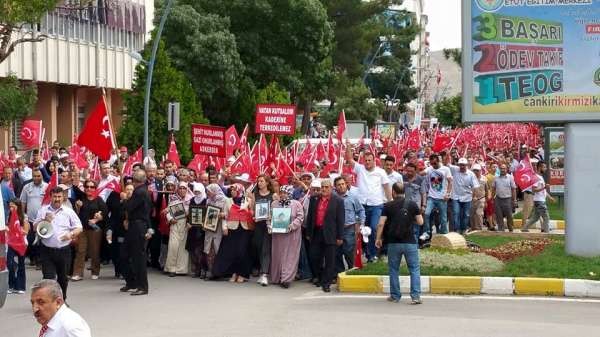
[522,161,555,233]
[6,199,29,294]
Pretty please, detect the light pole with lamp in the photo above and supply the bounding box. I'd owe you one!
[136,0,175,159]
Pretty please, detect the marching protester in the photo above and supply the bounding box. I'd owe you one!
[421,154,453,240]
[34,187,83,300]
[268,185,304,288]
[333,176,365,274]
[249,174,274,286]
[164,182,193,277]
[522,161,555,233]
[492,164,517,232]
[448,158,479,234]
[6,199,29,294]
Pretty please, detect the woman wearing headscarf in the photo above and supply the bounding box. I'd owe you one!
[185,183,207,278]
[269,185,304,288]
[212,183,254,283]
[204,183,230,279]
[164,182,193,276]
[158,176,177,270]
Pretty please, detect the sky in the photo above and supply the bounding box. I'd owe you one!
[424,0,462,51]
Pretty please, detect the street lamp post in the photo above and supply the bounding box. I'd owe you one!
[143,0,174,159]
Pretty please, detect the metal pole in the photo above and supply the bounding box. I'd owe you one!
[362,43,384,83]
[143,0,174,159]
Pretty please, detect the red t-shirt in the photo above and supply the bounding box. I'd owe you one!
[315,196,330,228]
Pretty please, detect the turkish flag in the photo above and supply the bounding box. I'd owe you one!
[514,156,539,190]
[20,119,42,149]
[240,124,249,144]
[432,129,453,153]
[167,138,181,168]
[90,158,101,181]
[407,128,421,150]
[225,126,240,158]
[187,154,204,173]
[297,140,313,167]
[6,209,27,256]
[41,140,51,162]
[69,144,89,169]
[93,178,121,199]
[265,136,280,167]
[77,97,115,161]
[122,147,142,176]
[354,234,363,269]
[276,153,295,185]
[42,171,59,205]
[337,110,346,141]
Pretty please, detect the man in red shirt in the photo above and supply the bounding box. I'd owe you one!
[305,178,344,292]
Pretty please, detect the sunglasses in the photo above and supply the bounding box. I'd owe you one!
[85,185,96,189]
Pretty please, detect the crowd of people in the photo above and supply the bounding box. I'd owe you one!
[2,137,554,305]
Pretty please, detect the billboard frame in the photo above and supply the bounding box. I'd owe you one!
[462,1,600,123]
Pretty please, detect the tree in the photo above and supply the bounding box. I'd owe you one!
[117,38,208,164]
[434,94,462,128]
[321,79,384,128]
[0,0,60,64]
[160,0,334,131]
[443,48,462,68]
[0,75,37,128]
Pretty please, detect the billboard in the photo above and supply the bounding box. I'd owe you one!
[255,104,296,135]
[463,0,600,122]
[545,127,564,195]
[191,124,226,157]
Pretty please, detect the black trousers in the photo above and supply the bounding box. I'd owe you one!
[125,221,149,291]
[40,245,72,300]
[148,221,161,269]
[309,228,336,287]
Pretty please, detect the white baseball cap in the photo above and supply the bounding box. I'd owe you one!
[472,164,482,171]
[310,179,321,188]
[458,158,468,165]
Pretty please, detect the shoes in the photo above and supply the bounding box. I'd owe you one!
[386,296,399,303]
[229,274,238,282]
[411,298,422,305]
[168,273,176,277]
[235,276,247,283]
[120,286,135,292]
[311,278,321,287]
[280,282,290,289]
[130,289,148,296]
[71,275,82,281]
[322,286,331,293]
[419,233,430,241]
[16,290,25,294]
[91,275,99,280]
[257,274,269,287]
[521,229,529,232]
[7,288,14,294]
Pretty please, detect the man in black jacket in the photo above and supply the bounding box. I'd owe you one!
[122,170,153,296]
[306,178,344,292]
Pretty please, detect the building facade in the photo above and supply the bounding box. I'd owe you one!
[0,0,154,151]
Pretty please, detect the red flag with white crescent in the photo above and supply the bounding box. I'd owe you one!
[6,209,27,256]
[42,171,59,205]
[337,110,346,141]
[167,138,181,168]
[76,96,115,160]
[514,155,539,190]
[20,119,42,149]
[225,126,240,157]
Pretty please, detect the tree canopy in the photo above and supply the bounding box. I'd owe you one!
[0,75,37,128]
[118,38,207,164]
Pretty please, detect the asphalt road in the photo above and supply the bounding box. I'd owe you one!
[2,267,600,337]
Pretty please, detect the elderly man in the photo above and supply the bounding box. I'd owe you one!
[31,279,90,337]
[21,168,48,267]
[469,164,489,231]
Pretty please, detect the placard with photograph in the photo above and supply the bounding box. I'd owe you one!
[254,201,270,221]
[271,207,291,234]
[203,206,221,232]
[168,202,187,220]
[189,205,205,226]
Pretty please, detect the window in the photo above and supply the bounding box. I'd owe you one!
[77,106,86,132]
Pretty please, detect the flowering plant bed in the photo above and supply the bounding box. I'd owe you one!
[348,234,600,280]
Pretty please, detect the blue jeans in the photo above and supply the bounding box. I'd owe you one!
[452,200,472,233]
[364,205,383,260]
[423,197,448,235]
[7,247,26,291]
[336,226,356,273]
[387,243,421,300]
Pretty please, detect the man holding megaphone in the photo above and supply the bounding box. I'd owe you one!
[34,187,83,301]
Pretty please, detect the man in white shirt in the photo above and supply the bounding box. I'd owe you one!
[98,161,118,202]
[31,279,91,337]
[35,187,83,300]
[449,158,480,234]
[522,161,555,233]
[345,147,392,262]
[421,154,453,239]
[383,155,404,186]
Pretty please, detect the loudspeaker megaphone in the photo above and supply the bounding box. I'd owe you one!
[36,221,54,239]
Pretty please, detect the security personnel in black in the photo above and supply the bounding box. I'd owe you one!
[122,170,153,295]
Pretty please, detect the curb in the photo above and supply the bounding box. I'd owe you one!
[338,273,600,298]
[512,219,565,230]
